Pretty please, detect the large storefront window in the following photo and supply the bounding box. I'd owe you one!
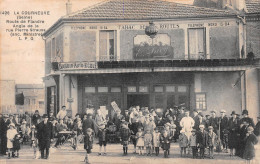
[99,31,116,61]
[188,28,206,59]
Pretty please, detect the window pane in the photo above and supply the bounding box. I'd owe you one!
[128,86,136,92]
[154,86,163,92]
[139,86,148,92]
[178,86,187,92]
[196,93,206,110]
[111,87,121,93]
[98,87,108,93]
[166,85,175,92]
[85,87,95,93]
[99,32,107,60]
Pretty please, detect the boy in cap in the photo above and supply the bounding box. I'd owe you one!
[208,126,217,159]
[160,129,172,158]
[120,121,131,155]
[243,126,258,164]
[197,124,208,159]
[189,129,197,158]
[30,125,38,159]
[152,127,161,156]
[179,129,188,157]
[144,129,153,156]
[97,124,108,155]
[84,128,94,164]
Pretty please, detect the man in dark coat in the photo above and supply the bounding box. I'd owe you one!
[228,111,239,156]
[240,109,255,128]
[218,110,229,151]
[0,115,9,155]
[82,114,95,135]
[254,116,260,136]
[32,110,41,125]
[243,126,258,161]
[37,114,53,159]
[208,110,218,134]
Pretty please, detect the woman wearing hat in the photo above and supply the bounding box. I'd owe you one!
[6,123,18,159]
[228,111,239,157]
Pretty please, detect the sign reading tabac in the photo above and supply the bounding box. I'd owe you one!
[58,61,98,70]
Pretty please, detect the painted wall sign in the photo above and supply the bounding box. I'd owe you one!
[58,61,98,70]
[133,34,174,59]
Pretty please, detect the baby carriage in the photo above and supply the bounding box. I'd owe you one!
[107,124,117,143]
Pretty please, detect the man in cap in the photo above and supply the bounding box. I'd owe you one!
[32,110,41,126]
[218,110,228,151]
[197,124,208,159]
[37,114,53,159]
[56,105,67,120]
[228,111,239,156]
[48,110,55,121]
[208,110,218,134]
[113,110,125,131]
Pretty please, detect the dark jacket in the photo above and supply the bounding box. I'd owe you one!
[228,117,239,148]
[37,121,53,149]
[32,114,41,125]
[254,121,260,136]
[84,133,93,150]
[82,118,95,135]
[160,135,171,150]
[208,117,218,132]
[197,130,208,148]
[243,133,258,160]
[219,116,229,130]
[98,129,108,142]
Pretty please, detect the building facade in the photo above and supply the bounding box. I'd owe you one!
[43,0,259,120]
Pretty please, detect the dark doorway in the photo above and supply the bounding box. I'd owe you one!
[127,94,149,109]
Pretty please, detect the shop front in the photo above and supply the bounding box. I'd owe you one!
[77,72,192,115]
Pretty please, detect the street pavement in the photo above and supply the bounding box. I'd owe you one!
[1,141,260,164]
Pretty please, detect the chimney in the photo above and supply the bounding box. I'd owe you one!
[66,0,72,15]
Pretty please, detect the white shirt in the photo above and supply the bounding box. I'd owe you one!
[180,116,195,131]
[56,110,67,120]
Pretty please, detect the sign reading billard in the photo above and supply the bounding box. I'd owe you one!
[58,62,98,70]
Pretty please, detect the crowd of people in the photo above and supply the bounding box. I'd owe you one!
[0,105,259,164]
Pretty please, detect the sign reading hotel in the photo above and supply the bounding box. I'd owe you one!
[58,61,98,70]
[133,34,174,59]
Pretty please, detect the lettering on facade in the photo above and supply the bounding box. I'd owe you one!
[188,23,204,28]
[58,61,98,70]
[133,34,174,59]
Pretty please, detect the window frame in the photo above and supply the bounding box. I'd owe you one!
[195,92,207,111]
[188,28,206,59]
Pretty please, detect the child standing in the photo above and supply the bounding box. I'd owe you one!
[160,129,172,158]
[7,123,18,159]
[243,126,258,164]
[179,129,188,157]
[30,125,38,159]
[189,129,197,159]
[136,127,144,155]
[152,127,161,156]
[97,124,108,155]
[120,122,131,155]
[12,134,21,158]
[197,124,208,159]
[144,129,153,156]
[84,128,94,164]
[208,126,218,159]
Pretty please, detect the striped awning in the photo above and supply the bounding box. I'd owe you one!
[46,66,252,76]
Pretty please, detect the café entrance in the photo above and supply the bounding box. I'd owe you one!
[127,94,150,109]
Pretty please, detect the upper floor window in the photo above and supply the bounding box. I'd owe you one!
[188,28,206,59]
[99,31,117,61]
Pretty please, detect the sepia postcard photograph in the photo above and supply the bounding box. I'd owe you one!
[0,0,260,163]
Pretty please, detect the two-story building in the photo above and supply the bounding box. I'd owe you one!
[43,0,259,120]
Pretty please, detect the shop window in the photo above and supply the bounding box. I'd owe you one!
[99,31,116,61]
[178,86,187,92]
[128,86,136,92]
[154,86,163,92]
[85,87,95,93]
[98,87,108,93]
[188,28,206,59]
[166,85,175,92]
[139,86,148,92]
[111,87,121,93]
[196,93,207,110]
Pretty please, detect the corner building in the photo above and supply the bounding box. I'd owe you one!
[43,0,259,120]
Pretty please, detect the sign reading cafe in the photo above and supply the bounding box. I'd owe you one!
[58,61,98,70]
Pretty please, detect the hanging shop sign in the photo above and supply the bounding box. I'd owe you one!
[58,61,98,70]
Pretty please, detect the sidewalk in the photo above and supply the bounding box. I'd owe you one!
[1,142,259,164]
